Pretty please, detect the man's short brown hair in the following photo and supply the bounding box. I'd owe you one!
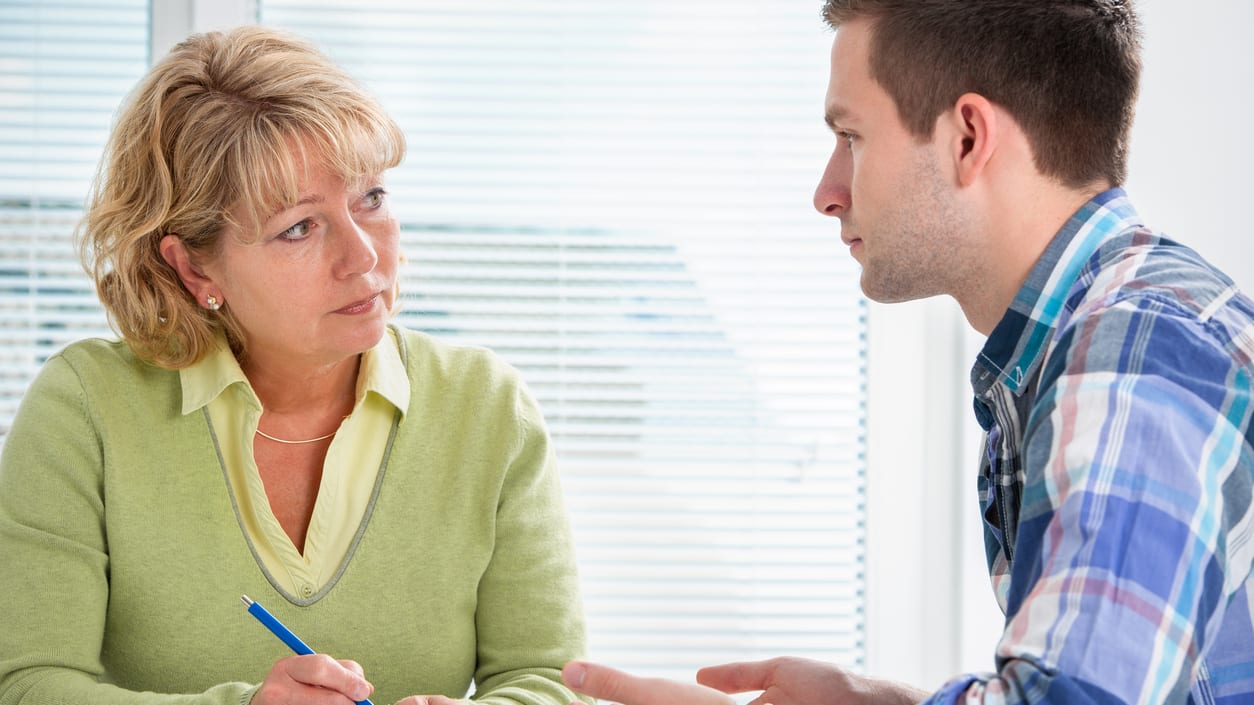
[822,0,1141,189]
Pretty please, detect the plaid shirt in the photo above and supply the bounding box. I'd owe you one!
[931,189,1254,705]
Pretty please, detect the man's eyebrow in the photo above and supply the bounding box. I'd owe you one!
[824,105,850,130]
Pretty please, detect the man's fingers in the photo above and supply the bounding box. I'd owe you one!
[696,659,778,694]
[563,661,735,705]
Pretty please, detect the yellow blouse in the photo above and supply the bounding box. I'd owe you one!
[178,328,410,598]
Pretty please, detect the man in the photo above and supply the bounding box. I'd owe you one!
[562,1,1254,704]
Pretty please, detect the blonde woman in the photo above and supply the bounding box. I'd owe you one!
[0,26,586,705]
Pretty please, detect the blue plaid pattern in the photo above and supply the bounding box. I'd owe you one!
[928,189,1254,705]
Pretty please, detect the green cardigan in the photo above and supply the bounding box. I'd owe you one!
[0,327,587,705]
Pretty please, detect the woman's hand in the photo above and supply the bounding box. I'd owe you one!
[393,696,464,705]
[252,654,375,705]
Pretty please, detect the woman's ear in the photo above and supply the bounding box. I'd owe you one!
[947,92,1000,188]
[159,234,219,308]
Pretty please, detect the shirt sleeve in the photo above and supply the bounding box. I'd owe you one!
[0,354,258,705]
[926,301,1254,705]
[468,375,592,705]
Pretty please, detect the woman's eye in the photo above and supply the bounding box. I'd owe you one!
[278,219,313,241]
[362,188,387,209]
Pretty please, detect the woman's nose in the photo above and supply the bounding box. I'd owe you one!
[335,217,380,277]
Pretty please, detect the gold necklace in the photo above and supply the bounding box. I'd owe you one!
[254,416,349,445]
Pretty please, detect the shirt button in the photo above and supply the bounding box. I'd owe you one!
[301,584,314,598]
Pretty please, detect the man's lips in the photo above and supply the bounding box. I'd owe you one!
[840,222,859,247]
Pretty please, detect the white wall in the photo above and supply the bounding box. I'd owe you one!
[1127,0,1254,291]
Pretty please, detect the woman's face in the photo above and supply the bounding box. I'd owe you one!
[202,159,400,372]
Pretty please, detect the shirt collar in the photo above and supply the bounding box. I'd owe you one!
[971,188,1145,397]
[179,325,411,418]
[356,326,410,417]
[180,337,252,416]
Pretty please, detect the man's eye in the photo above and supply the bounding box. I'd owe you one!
[837,131,857,148]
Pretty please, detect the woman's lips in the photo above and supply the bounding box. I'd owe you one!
[334,293,380,315]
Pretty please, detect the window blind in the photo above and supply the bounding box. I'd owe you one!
[0,1,146,436]
[261,1,868,680]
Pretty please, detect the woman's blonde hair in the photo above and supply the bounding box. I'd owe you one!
[77,25,406,368]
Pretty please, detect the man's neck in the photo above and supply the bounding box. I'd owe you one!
[960,181,1110,336]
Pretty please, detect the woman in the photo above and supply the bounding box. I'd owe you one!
[0,26,586,705]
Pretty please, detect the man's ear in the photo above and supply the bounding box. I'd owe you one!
[947,92,999,188]
[159,234,216,305]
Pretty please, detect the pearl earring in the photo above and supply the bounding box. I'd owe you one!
[206,294,221,311]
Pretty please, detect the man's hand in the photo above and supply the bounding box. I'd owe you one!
[562,661,735,705]
[698,657,929,705]
[560,657,929,705]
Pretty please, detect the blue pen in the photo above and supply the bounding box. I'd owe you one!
[241,595,375,705]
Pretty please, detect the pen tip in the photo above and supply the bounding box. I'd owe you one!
[241,594,253,606]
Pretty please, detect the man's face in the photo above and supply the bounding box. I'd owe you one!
[813,18,975,303]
